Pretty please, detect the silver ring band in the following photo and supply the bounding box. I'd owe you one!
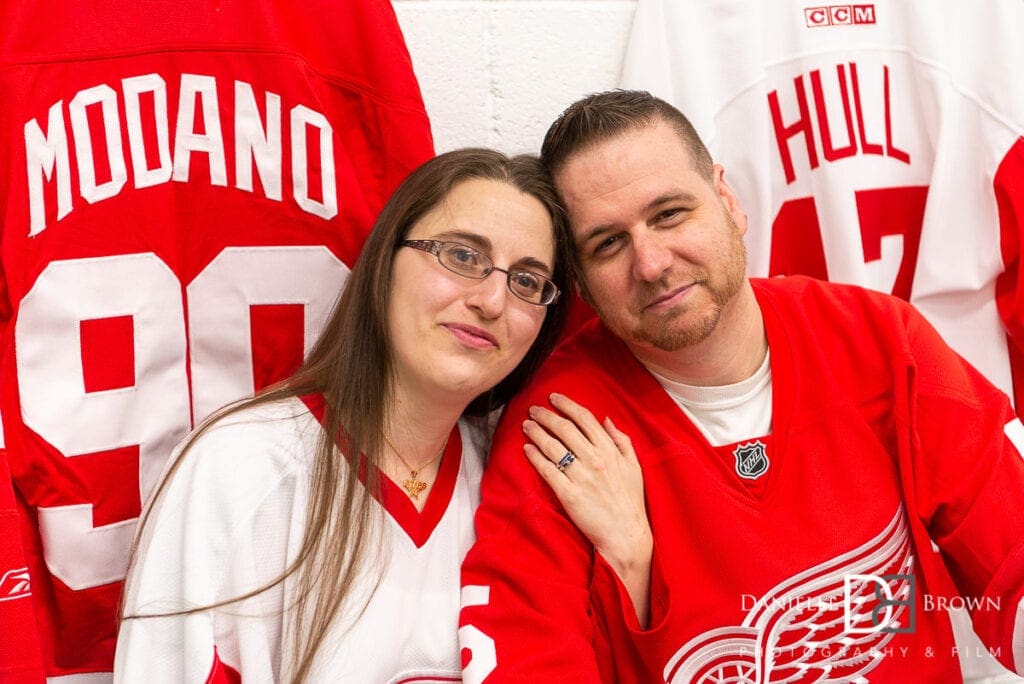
[556,451,576,471]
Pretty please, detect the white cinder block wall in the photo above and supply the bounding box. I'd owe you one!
[393,0,638,154]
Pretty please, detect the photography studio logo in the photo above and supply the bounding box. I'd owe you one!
[843,572,916,634]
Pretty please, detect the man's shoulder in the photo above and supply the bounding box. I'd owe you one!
[526,320,632,389]
[499,319,650,422]
[751,274,895,302]
[751,275,914,323]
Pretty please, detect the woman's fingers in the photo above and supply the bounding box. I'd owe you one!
[525,405,591,462]
[523,443,572,495]
[548,393,615,449]
[522,418,578,472]
[523,395,633,480]
[526,392,615,451]
[604,417,638,463]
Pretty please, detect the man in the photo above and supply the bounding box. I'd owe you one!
[458,90,1024,683]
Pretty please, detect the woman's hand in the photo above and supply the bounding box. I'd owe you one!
[522,392,653,626]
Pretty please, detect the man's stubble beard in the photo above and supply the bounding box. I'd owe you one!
[584,217,748,352]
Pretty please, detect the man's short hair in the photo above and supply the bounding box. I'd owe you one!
[541,90,714,181]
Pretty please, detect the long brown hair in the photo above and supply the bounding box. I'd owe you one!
[122,148,571,681]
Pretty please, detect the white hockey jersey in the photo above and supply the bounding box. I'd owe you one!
[116,396,484,683]
[622,2,1024,680]
[622,0,1024,410]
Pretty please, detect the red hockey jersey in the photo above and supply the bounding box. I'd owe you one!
[459,277,1024,682]
[0,1,433,679]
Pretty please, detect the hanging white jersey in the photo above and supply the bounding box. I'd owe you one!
[622,0,1024,410]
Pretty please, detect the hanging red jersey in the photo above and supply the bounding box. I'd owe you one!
[0,1,434,679]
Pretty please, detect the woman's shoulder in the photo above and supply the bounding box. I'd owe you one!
[457,415,490,483]
[128,398,319,619]
[179,395,322,485]
[204,395,318,435]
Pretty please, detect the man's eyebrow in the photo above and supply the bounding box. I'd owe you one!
[644,191,698,212]
[577,192,699,246]
[578,223,616,247]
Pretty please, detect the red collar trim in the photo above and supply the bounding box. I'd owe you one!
[299,393,462,548]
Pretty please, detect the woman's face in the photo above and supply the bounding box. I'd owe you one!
[388,178,555,407]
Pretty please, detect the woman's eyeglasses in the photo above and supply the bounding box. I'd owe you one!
[401,239,560,306]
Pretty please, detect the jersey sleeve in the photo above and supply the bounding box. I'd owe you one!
[0,268,43,682]
[0,447,45,683]
[114,414,307,683]
[900,302,1024,675]
[587,547,674,683]
[995,137,1024,416]
[458,402,602,682]
[459,368,671,683]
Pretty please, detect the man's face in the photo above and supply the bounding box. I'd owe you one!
[554,120,748,353]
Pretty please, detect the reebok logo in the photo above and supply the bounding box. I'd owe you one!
[805,5,877,27]
[0,567,31,602]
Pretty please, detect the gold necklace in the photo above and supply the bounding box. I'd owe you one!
[383,434,446,500]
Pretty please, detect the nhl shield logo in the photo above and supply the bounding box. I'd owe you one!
[733,440,769,480]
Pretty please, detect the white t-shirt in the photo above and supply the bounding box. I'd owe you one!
[649,351,772,447]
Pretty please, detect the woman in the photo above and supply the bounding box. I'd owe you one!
[115,149,650,682]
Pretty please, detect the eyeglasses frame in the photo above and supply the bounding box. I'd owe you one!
[400,239,561,306]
